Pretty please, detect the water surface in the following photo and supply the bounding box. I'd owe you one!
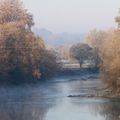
[0,73,119,120]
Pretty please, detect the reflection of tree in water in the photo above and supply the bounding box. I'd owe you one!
[0,84,57,120]
[0,102,50,120]
[70,97,120,120]
[89,99,120,120]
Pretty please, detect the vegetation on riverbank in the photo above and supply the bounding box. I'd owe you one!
[69,9,120,95]
[0,0,61,84]
[85,12,120,94]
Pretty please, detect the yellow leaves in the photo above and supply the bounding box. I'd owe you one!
[100,29,120,87]
[37,37,45,49]
[110,57,120,72]
[86,29,107,49]
[0,0,60,82]
[32,69,41,79]
[1,22,19,37]
[0,0,34,30]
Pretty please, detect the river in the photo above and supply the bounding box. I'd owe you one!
[0,70,119,120]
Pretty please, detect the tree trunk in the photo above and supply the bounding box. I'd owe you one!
[80,63,82,68]
[79,61,82,68]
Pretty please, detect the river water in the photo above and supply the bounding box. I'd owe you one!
[0,72,119,120]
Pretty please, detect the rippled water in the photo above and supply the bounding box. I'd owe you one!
[0,73,119,120]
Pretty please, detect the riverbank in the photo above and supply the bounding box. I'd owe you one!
[1,67,118,99]
[68,87,120,98]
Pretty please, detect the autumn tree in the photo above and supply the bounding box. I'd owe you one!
[100,29,120,89]
[0,0,61,83]
[0,0,43,83]
[58,44,71,60]
[39,49,61,78]
[86,29,107,67]
[0,0,34,28]
[98,9,120,90]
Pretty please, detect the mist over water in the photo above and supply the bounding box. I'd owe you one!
[0,72,119,120]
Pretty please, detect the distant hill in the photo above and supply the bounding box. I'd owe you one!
[32,28,85,47]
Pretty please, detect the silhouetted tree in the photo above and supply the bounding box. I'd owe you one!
[70,43,92,68]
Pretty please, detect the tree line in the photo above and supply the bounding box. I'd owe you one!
[70,11,120,91]
[69,30,105,68]
[0,0,61,84]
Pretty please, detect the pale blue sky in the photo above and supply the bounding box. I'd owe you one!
[23,0,120,33]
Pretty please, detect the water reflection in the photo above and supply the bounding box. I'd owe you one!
[45,97,120,120]
[91,99,120,120]
[0,74,119,120]
[67,97,120,120]
[0,102,49,120]
[0,84,58,120]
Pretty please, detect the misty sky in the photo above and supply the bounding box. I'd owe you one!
[23,0,120,33]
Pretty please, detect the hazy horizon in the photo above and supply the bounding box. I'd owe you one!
[24,0,120,34]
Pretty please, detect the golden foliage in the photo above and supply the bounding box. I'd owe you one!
[101,30,120,88]
[0,0,60,82]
